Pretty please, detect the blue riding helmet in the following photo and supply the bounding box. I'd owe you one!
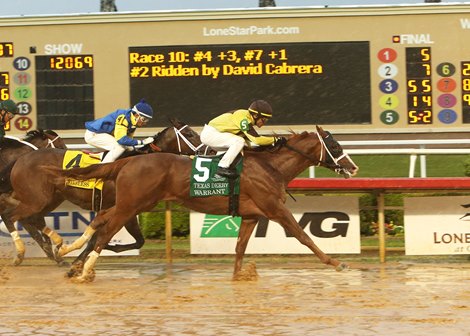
[132,99,153,119]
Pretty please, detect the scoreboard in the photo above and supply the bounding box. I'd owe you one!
[1,4,470,134]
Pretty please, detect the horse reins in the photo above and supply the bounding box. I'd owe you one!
[45,134,60,148]
[284,132,348,171]
[173,124,205,155]
[4,135,39,150]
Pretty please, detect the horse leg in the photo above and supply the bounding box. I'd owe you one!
[67,216,144,278]
[58,208,112,257]
[271,206,347,271]
[74,211,135,283]
[41,226,63,247]
[0,193,19,214]
[1,215,25,266]
[20,222,55,260]
[233,218,257,280]
[23,215,67,266]
[105,216,145,253]
[5,193,63,247]
[66,232,99,278]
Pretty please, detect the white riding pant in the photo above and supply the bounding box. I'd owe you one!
[200,124,245,168]
[84,130,126,163]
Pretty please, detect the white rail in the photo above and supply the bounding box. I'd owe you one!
[65,141,470,179]
[342,139,470,146]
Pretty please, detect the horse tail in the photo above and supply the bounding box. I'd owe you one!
[41,156,134,181]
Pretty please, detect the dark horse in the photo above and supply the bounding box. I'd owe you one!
[0,118,209,266]
[44,126,358,282]
[0,130,68,265]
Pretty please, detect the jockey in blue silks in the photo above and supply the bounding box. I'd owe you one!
[84,99,154,163]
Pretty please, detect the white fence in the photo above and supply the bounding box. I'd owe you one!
[313,139,470,178]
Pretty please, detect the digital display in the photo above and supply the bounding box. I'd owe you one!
[0,42,13,58]
[129,42,371,126]
[0,72,9,100]
[4,6,470,133]
[462,61,470,123]
[406,47,433,124]
[0,70,11,131]
[35,55,94,129]
[47,55,93,70]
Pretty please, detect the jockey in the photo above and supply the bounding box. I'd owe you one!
[0,99,18,137]
[84,99,155,163]
[201,99,286,178]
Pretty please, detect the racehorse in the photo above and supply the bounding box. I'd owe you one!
[44,126,358,282]
[0,130,68,265]
[0,118,209,266]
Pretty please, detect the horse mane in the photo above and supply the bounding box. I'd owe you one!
[244,130,307,154]
[153,126,170,144]
[44,129,60,137]
[23,129,47,142]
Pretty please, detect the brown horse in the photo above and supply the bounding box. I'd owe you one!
[43,126,358,282]
[0,118,209,266]
[0,130,68,265]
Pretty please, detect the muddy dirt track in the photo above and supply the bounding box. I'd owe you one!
[1,260,470,336]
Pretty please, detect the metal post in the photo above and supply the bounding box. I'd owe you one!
[420,145,427,177]
[409,154,417,178]
[377,192,386,263]
[309,166,315,178]
[165,201,173,263]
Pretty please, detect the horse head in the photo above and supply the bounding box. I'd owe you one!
[315,125,358,178]
[142,118,214,156]
[24,129,67,149]
[277,126,358,179]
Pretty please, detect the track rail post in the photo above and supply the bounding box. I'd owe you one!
[377,192,386,263]
[165,201,173,263]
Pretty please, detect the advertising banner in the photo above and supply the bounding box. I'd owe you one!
[405,196,470,255]
[190,196,360,254]
[0,201,139,258]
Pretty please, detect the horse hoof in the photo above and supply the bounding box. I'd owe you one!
[54,253,69,267]
[232,261,258,281]
[70,271,96,283]
[13,254,24,266]
[335,262,349,272]
[56,245,67,257]
[65,261,84,278]
[57,260,70,267]
[65,269,77,278]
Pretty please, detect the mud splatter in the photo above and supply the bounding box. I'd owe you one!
[0,261,469,335]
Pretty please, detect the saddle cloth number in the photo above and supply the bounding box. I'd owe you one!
[190,156,240,197]
[193,157,211,182]
[63,150,103,190]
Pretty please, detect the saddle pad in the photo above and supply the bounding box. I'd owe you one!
[63,150,104,190]
[190,155,242,197]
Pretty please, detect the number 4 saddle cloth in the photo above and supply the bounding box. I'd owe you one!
[63,150,104,190]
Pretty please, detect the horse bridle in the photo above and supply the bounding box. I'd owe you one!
[284,132,351,175]
[173,124,207,155]
[44,134,61,148]
[316,132,350,171]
